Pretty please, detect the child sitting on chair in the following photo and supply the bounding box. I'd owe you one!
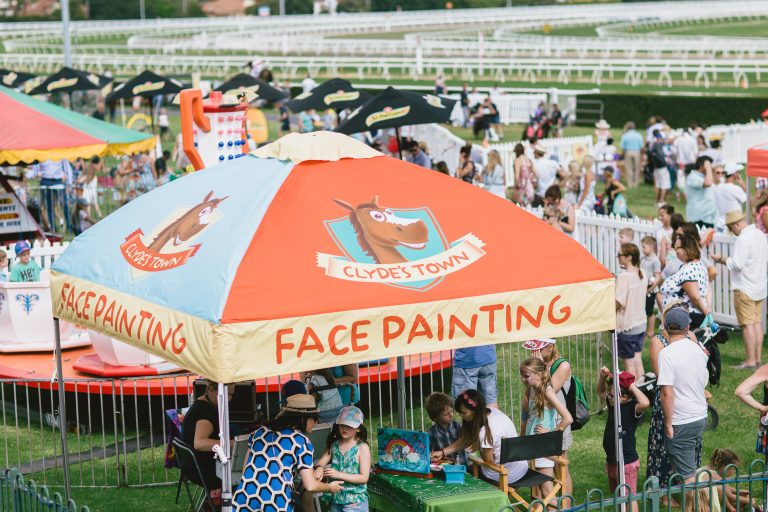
[597,368,650,512]
[425,392,466,465]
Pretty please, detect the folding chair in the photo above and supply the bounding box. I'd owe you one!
[172,438,217,512]
[469,430,568,510]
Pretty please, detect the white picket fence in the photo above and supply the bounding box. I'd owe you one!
[1,239,70,271]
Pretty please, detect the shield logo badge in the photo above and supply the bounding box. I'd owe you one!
[317,196,485,291]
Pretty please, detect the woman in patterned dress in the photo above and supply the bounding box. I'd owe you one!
[233,395,343,512]
[645,301,702,486]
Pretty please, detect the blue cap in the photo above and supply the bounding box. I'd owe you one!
[14,241,30,256]
[280,380,307,404]
[664,307,690,331]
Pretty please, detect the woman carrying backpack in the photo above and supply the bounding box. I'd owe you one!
[523,338,574,497]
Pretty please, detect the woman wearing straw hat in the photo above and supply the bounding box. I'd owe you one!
[233,394,343,512]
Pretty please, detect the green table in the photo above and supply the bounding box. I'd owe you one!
[369,471,509,512]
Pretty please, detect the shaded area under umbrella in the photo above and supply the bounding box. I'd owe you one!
[0,69,35,88]
[28,66,111,96]
[213,73,287,102]
[286,77,369,112]
[335,86,458,158]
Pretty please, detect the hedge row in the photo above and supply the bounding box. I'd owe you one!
[578,93,767,128]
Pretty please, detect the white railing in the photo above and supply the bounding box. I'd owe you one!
[1,239,70,271]
[446,92,548,125]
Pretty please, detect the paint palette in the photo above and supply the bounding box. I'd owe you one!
[377,428,430,475]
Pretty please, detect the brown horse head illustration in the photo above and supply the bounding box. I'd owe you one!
[148,191,229,253]
[334,196,428,264]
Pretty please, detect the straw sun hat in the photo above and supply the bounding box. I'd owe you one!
[279,394,319,415]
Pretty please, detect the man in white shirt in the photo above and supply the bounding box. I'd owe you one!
[300,74,317,94]
[26,159,73,232]
[674,129,698,167]
[714,163,747,230]
[657,306,708,483]
[532,143,560,206]
[712,211,768,369]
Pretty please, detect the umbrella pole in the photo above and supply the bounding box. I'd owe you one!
[396,357,406,429]
[217,383,232,512]
[120,99,126,127]
[395,127,403,160]
[746,175,751,224]
[54,318,72,504]
[610,330,626,512]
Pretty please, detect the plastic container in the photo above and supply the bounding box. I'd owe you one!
[443,464,466,485]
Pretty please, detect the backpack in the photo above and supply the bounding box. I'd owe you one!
[693,325,728,387]
[550,358,590,430]
[650,143,667,169]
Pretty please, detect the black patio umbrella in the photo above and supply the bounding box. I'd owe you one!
[106,70,185,102]
[285,78,369,113]
[0,69,35,88]
[335,86,457,157]
[213,74,287,102]
[28,66,111,95]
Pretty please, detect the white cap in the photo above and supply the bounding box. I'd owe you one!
[724,162,744,176]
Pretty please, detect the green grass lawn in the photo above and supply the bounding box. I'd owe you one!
[522,24,601,37]
[632,17,768,38]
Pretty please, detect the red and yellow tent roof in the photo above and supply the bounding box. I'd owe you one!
[0,85,156,165]
[51,132,615,382]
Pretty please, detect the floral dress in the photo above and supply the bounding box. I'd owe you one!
[328,440,367,506]
[513,157,535,205]
[645,333,702,485]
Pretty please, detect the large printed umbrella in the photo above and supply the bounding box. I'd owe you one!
[28,66,111,96]
[0,69,35,88]
[50,131,614,383]
[107,70,185,101]
[0,85,156,165]
[335,86,457,135]
[286,78,369,112]
[214,73,287,102]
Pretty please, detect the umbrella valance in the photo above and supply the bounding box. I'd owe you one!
[286,78,369,112]
[336,86,457,134]
[0,85,156,165]
[50,132,614,383]
[107,70,185,101]
[28,66,111,96]
[213,74,287,102]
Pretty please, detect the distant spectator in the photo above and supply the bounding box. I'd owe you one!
[714,163,747,230]
[532,143,561,207]
[406,141,432,169]
[620,122,644,188]
[301,73,317,94]
[603,168,627,216]
[543,185,576,238]
[576,155,596,213]
[699,138,724,167]
[649,130,670,206]
[158,107,170,141]
[512,143,535,206]
[655,204,674,267]
[155,150,172,186]
[92,101,105,121]
[712,210,768,369]
[456,144,476,184]
[640,236,662,339]
[659,233,711,329]
[616,243,647,379]
[452,346,497,408]
[483,150,506,198]
[0,251,8,282]
[685,156,717,229]
[434,73,446,95]
[755,190,768,236]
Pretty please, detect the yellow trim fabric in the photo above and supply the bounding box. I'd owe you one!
[0,137,156,165]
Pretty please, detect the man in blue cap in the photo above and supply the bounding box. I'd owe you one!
[9,241,41,283]
[657,304,708,485]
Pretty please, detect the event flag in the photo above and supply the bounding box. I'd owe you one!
[50,132,615,383]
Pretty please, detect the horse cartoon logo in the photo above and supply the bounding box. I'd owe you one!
[318,196,486,291]
[120,190,228,276]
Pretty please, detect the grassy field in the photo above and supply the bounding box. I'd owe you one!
[632,17,768,38]
[522,24,601,37]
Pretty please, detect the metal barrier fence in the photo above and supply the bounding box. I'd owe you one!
[0,468,90,512]
[499,460,767,512]
[0,332,607,489]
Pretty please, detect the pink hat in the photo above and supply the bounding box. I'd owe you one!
[522,338,556,351]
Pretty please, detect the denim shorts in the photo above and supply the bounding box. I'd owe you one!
[452,362,498,405]
[617,332,645,359]
[329,499,369,512]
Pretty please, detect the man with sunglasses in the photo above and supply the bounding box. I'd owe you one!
[405,141,432,169]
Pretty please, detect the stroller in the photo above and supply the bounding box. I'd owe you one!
[636,323,728,431]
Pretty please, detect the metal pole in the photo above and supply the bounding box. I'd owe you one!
[396,357,406,429]
[217,383,232,512]
[53,318,72,503]
[139,0,145,19]
[61,0,72,67]
[279,0,285,16]
[611,331,626,511]
[746,175,751,224]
